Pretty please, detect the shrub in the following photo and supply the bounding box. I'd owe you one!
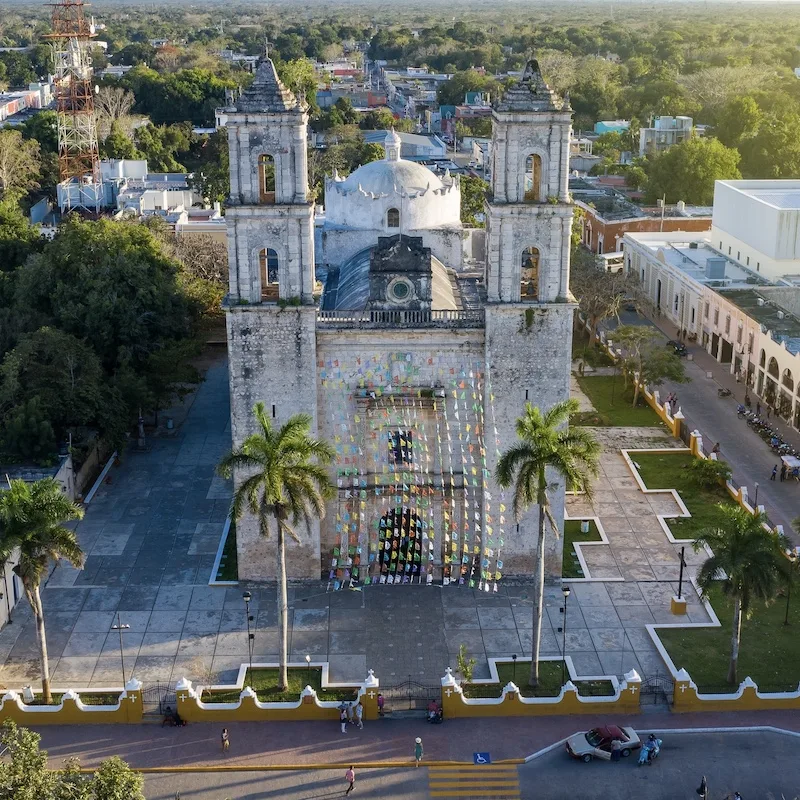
[688,457,732,488]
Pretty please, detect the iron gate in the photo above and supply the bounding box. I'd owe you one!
[382,679,440,712]
[141,682,176,716]
[640,673,674,706]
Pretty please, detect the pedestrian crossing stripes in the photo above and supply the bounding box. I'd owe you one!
[428,764,521,798]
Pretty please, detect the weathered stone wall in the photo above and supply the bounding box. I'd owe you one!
[484,302,575,581]
[226,305,320,579]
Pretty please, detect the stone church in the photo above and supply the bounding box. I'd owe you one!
[223,58,575,588]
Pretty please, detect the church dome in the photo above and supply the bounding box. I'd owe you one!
[340,158,445,197]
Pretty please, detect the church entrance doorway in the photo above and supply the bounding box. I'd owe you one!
[377,507,427,585]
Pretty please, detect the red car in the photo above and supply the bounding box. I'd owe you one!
[565,725,642,762]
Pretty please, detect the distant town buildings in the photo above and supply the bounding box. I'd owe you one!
[0,82,53,123]
[594,120,630,135]
[638,115,694,157]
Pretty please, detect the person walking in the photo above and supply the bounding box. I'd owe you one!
[767,405,772,419]
[344,766,355,795]
[771,464,778,481]
[757,401,762,416]
[414,737,423,767]
[780,463,787,482]
[340,706,348,734]
[221,728,229,752]
[377,693,385,717]
[354,701,364,729]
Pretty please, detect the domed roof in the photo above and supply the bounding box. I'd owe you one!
[339,159,444,197]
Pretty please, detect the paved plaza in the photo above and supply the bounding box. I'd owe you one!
[0,352,716,692]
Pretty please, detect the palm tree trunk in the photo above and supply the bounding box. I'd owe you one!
[727,597,742,684]
[276,511,289,692]
[529,480,548,688]
[32,584,52,703]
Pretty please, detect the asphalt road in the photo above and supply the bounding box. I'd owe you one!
[520,730,800,800]
[143,767,427,799]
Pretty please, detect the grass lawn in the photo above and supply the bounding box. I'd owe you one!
[463,661,615,698]
[202,667,358,703]
[576,375,663,427]
[632,451,737,539]
[215,520,238,582]
[658,584,800,692]
[563,519,602,579]
[571,331,615,368]
[27,692,122,706]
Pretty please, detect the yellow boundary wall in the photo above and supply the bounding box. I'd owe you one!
[175,665,380,723]
[0,681,141,724]
[439,661,642,718]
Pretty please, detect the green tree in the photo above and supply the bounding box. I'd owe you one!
[358,108,413,132]
[644,137,741,205]
[497,401,600,686]
[0,327,105,437]
[90,755,145,800]
[1,398,57,464]
[185,129,229,203]
[693,507,787,684]
[13,217,194,373]
[0,51,37,87]
[0,721,57,800]
[0,479,84,703]
[276,58,318,111]
[460,175,487,226]
[145,339,201,425]
[18,110,59,154]
[0,199,42,272]
[437,70,498,106]
[713,95,763,148]
[217,406,335,690]
[614,325,689,407]
[134,124,190,172]
[741,108,800,179]
[101,122,141,160]
[0,129,40,203]
[112,42,156,66]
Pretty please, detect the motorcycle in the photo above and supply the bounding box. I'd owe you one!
[718,387,732,397]
[637,736,662,766]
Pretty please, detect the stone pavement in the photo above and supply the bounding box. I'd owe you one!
[0,350,718,692]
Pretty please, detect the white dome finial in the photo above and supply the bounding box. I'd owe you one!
[385,128,402,162]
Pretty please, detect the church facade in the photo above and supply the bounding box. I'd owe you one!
[223,58,575,588]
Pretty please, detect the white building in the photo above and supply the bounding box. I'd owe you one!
[639,116,693,157]
[711,180,800,283]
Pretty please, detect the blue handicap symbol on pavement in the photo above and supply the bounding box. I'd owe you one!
[473,752,491,765]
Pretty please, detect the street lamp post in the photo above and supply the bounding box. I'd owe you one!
[561,586,571,687]
[754,482,759,509]
[677,546,686,601]
[243,591,254,679]
[511,653,517,683]
[111,614,130,685]
[305,654,311,676]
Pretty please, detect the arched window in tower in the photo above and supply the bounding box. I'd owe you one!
[259,248,279,300]
[387,207,400,228]
[258,154,276,204]
[521,246,540,300]
[524,154,542,202]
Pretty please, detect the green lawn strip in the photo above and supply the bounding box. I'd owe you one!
[631,451,737,539]
[462,662,615,698]
[563,519,602,579]
[658,584,800,693]
[575,375,663,427]
[216,520,238,582]
[27,692,122,706]
[201,667,358,703]
[572,332,615,368]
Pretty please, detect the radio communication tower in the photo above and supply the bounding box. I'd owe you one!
[44,0,102,213]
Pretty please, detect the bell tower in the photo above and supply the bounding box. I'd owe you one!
[483,58,575,581]
[225,57,315,304]
[224,58,320,579]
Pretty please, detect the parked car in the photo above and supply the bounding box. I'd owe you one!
[566,725,641,762]
[666,339,687,357]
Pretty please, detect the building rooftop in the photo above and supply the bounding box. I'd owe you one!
[571,181,711,222]
[719,289,800,355]
[721,183,800,211]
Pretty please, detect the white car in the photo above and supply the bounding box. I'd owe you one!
[565,725,641,762]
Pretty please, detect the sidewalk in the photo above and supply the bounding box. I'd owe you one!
[31,711,800,770]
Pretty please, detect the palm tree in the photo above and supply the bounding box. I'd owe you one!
[497,399,600,686]
[217,403,334,691]
[0,478,84,703]
[694,506,787,685]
